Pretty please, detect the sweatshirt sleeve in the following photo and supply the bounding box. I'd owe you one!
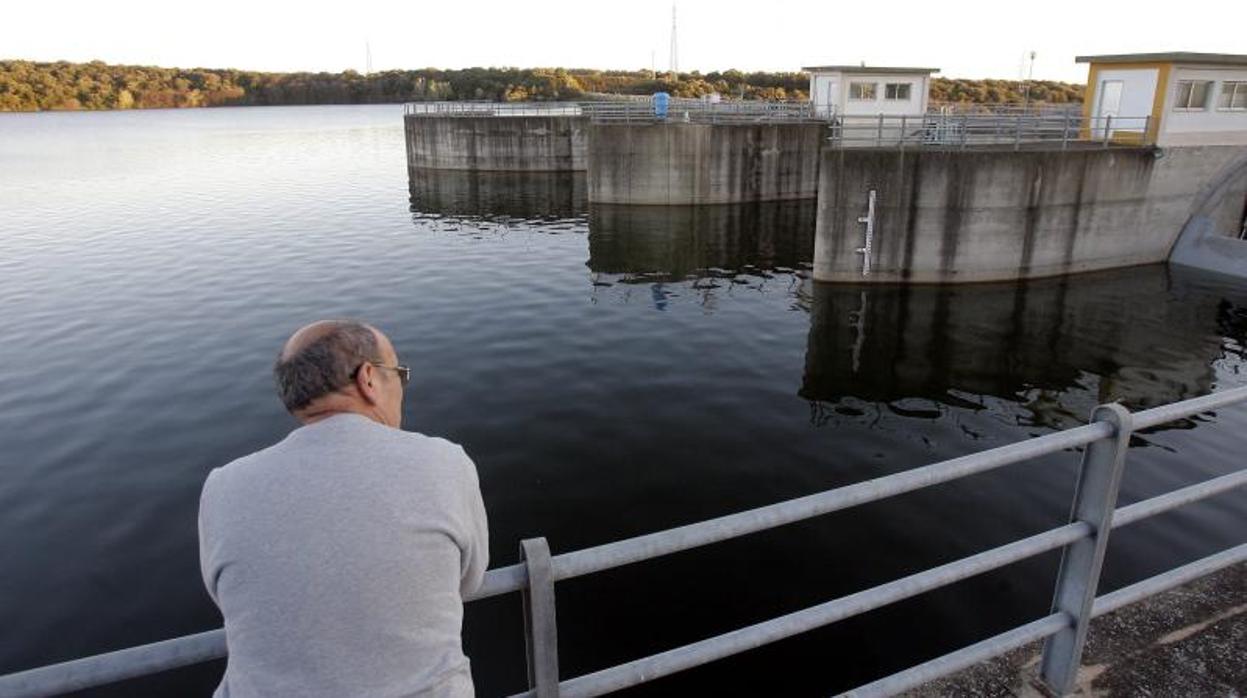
[456,446,490,597]
[198,469,222,607]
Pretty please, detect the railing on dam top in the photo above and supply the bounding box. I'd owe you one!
[830,113,1152,150]
[3,386,1246,697]
[585,99,822,124]
[403,100,1155,148]
[928,101,1083,116]
[403,99,823,124]
[404,101,586,118]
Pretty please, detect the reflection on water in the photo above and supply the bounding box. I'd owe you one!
[586,201,816,310]
[802,267,1242,430]
[586,201,815,280]
[408,168,588,228]
[2,109,1245,698]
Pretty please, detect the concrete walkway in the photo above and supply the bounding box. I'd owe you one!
[906,562,1246,696]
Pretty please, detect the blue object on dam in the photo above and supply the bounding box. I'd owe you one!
[652,92,670,119]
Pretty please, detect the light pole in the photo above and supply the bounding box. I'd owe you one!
[1023,50,1036,109]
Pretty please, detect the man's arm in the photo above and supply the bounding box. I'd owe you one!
[457,447,489,598]
[197,470,221,606]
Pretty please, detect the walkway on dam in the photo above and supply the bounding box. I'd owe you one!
[907,562,1246,696]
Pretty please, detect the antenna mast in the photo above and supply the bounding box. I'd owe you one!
[1023,50,1035,107]
[669,4,679,77]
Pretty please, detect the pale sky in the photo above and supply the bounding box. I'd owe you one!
[3,0,1243,83]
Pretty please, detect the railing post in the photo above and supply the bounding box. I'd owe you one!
[1102,115,1112,148]
[521,537,560,698]
[1014,114,1022,151]
[1061,111,1071,151]
[1039,403,1133,696]
[876,113,884,148]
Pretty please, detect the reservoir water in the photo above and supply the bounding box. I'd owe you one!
[1,105,1245,696]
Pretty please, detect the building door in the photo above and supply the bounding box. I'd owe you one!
[1097,80,1124,137]
[827,81,837,115]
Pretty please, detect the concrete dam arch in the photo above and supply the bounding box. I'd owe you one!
[1169,151,1247,278]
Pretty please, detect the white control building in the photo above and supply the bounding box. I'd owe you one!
[802,65,939,118]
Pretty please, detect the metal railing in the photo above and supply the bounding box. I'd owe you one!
[402,100,1153,150]
[2,386,1245,698]
[927,102,1083,116]
[829,113,1152,150]
[402,100,822,124]
[403,102,586,118]
[584,100,821,124]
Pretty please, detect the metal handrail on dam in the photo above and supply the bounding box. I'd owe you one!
[402,99,824,124]
[830,113,1152,150]
[402,100,1154,150]
[404,101,588,118]
[584,100,823,124]
[2,386,1246,697]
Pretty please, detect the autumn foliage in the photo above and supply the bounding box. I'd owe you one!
[0,60,1084,112]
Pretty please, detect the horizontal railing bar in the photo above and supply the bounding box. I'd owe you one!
[0,563,529,698]
[841,543,1247,697]
[0,630,226,698]
[538,523,1089,698]
[549,424,1108,582]
[1112,469,1247,528]
[467,563,527,600]
[1132,385,1247,430]
[838,613,1070,697]
[1092,542,1247,618]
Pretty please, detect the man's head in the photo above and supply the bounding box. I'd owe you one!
[273,320,407,428]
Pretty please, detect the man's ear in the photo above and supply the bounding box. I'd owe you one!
[354,362,381,406]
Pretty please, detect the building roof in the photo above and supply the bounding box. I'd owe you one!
[801,65,940,75]
[1075,52,1247,67]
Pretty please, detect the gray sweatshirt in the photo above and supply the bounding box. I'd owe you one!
[198,413,489,697]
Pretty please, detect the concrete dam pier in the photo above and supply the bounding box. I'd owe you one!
[404,103,588,172]
[404,99,1247,284]
[403,101,828,205]
[587,122,824,205]
[814,145,1247,283]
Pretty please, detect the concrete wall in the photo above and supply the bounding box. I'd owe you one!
[404,115,587,171]
[813,144,1247,283]
[587,122,825,205]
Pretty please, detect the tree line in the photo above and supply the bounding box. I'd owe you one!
[0,59,1084,112]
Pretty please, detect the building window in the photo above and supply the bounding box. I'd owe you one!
[885,83,912,100]
[849,82,877,100]
[1218,81,1247,110]
[1174,80,1213,110]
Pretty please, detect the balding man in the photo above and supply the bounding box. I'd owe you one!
[198,320,488,697]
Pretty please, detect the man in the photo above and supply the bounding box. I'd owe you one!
[198,320,489,697]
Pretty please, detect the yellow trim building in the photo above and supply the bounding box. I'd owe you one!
[1078,52,1247,146]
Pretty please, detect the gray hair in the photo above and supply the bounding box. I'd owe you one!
[273,321,381,412]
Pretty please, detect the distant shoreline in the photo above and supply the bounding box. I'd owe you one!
[0,59,1084,113]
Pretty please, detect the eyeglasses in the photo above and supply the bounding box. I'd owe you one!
[354,361,411,388]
